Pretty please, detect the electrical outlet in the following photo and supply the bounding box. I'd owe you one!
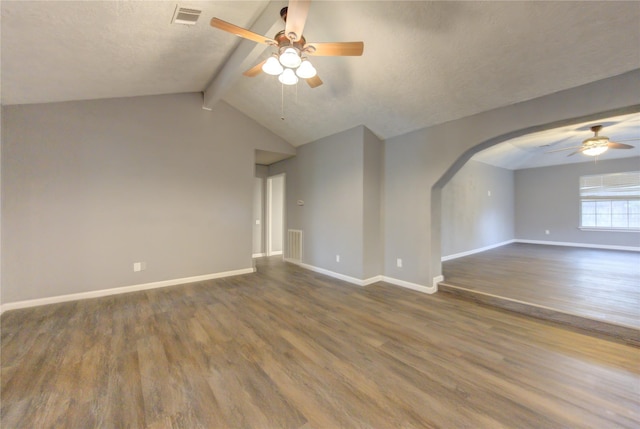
[487,190,491,197]
[545,230,550,235]
[133,262,147,272]
[397,258,403,268]
[336,254,340,263]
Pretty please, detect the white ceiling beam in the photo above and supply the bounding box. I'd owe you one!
[202,1,287,110]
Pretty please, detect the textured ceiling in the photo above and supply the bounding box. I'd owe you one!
[2,1,640,168]
[1,1,265,103]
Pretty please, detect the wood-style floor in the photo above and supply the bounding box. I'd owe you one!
[2,256,639,428]
[442,243,640,330]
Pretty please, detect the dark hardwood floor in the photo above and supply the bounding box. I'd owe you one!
[441,243,640,337]
[2,256,639,428]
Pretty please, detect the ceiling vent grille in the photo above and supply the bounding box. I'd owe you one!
[172,6,201,25]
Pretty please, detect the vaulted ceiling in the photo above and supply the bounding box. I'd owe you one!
[2,1,639,167]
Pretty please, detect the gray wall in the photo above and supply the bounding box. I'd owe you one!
[1,93,294,303]
[515,157,640,247]
[270,126,365,279]
[441,160,515,257]
[362,128,384,279]
[0,104,3,305]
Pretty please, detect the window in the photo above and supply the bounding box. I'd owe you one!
[580,171,640,231]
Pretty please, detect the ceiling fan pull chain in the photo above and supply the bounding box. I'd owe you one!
[281,83,285,121]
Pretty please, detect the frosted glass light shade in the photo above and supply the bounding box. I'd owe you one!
[278,68,299,85]
[262,56,283,75]
[296,60,317,78]
[279,47,302,68]
[583,145,608,156]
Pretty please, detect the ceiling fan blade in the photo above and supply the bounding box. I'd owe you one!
[567,147,587,157]
[243,60,266,77]
[306,75,323,88]
[545,145,582,153]
[305,41,364,56]
[613,138,640,142]
[608,142,635,149]
[210,18,276,45]
[538,135,573,149]
[285,0,311,42]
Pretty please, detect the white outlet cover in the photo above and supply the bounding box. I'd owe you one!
[397,258,403,268]
[133,262,141,272]
[336,255,340,262]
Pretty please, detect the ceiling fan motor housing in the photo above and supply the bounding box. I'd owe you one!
[274,30,306,49]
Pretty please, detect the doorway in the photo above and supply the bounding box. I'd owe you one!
[266,174,285,256]
[252,177,264,258]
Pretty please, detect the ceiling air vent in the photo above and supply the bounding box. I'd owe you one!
[172,5,201,25]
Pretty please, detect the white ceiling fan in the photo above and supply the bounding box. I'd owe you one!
[210,0,364,88]
[547,125,638,157]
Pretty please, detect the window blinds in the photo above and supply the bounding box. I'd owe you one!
[580,171,640,200]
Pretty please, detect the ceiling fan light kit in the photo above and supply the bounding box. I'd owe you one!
[210,0,364,89]
[278,68,299,85]
[582,136,609,156]
[279,47,303,68]
[262,56,284,76]
[582,145,609,157]
[296,59,317,79]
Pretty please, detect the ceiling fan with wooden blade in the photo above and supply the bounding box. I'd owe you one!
[211,0,364,88]
[209,19,276,45]
[546,125,638,157]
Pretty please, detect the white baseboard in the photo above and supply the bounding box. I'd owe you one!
[362,275,384,286]
[441,239,639,261]
[442,240,516,261]
[292,261,376,287]
[252,253,266,258]
[286,260,436,294]
[269,251,283,256]
[381,276,437,294]
[0,267,255,314]
[432,275,444,290]
[515,239,640,252]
